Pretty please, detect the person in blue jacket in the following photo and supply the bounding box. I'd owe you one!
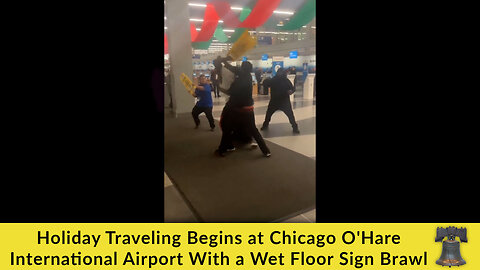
[192,74,215,131]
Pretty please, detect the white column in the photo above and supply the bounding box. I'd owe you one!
[165,0,195,115]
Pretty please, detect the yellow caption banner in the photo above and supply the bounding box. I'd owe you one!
[1,223,479,269]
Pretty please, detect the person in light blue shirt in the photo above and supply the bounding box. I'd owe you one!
[192,74,215,131]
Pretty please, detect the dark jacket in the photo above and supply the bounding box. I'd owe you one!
[224,65,253,107]
[263,74,294,102]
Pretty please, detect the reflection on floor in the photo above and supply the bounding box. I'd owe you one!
[165,92,316,223]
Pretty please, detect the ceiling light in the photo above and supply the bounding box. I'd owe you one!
[188,3,207,7]
[190,18,203,22]
[223,29,235,32]
[273,10,294,15]
[311,26,316,29]
[188,2,294,15]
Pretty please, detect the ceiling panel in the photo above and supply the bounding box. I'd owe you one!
[165,0,315,32]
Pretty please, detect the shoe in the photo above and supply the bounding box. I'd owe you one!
[214,149,226,157]
[250,142,258,148]
[260,125,268,131]
[293,128,300,134]
[264,152,271,157]
[226,147,236,152]
[210,127,215,132]
[195,124,199,129]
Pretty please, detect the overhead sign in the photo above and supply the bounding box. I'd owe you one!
[261,54,268,61]
[289,50,298,59]
[257,36,272,45]
[242,56,247,62]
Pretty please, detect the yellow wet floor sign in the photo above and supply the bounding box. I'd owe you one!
[180,73,196,96]
[227,31,257,61]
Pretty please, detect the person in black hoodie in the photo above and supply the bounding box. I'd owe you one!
[261,68,300,133]
[215,56,271,157]
[211,56,222,98]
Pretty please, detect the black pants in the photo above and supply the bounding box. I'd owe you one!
[192,105,215,128]
[212,83,220,97]
[218,105,270,155]
[263,99,298,129]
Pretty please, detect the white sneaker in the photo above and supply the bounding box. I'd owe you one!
[226,147,236,152]
[250,142,258,148]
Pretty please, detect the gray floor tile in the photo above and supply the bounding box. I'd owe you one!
[164,172,173,187]
[302,209,316,222]
[164,186,198,223]
[281,214,311,223]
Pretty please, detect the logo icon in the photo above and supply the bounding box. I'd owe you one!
[435,226,467,266]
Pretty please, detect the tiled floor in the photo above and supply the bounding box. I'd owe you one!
[165,91,316,223]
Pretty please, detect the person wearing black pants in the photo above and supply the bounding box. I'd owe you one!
[192,74,215,131]
[215,57,271,157]
[218,103,270,156]
[210,68,221,98]
[211,56,222,98]
[261,68,300,134]
[192,105,215,130]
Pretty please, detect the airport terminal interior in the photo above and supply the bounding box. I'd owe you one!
[164,0,316,222]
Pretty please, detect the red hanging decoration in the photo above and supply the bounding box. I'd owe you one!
[164,0,286,54]
[190,23,198,41]
[209,0,242,27]
[164,33,168,54]
[192,3,219,42]
[210,0,281,28]
[237,0,281,28]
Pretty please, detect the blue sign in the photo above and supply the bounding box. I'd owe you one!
[242,56,247,62]
[289,50,298,59]
[272,61,284,76]
[261,54,268,61]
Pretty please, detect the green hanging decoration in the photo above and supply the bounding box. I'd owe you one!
[278,0,315,30]
[213,26,229,42]
[227,7,251,43]
[192,39,213,50]
[191,7,252,49]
